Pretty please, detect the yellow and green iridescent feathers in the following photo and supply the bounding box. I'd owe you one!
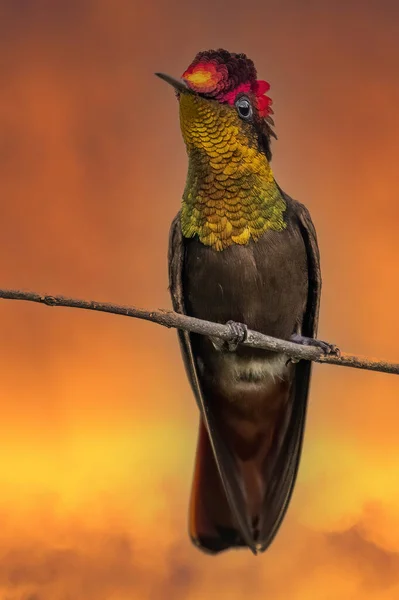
[179,93,286,252]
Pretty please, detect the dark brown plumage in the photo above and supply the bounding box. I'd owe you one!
[168,191,322,554]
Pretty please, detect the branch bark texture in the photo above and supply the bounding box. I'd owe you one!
[0,288,397,375]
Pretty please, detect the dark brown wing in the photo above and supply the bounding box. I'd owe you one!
[168,212,257,553]
[256,192,321,550]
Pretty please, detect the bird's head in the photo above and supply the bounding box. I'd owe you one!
[156,49,276,162]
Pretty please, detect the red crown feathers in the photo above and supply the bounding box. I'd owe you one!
[182,49,273,118]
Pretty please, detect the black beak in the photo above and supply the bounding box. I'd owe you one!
[154,72,192,94]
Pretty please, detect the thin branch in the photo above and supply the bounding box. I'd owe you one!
[0,288,397,375]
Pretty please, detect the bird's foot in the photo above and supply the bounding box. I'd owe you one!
[226,320,248,351]
[210,320,248,352]
[290,333,340,356]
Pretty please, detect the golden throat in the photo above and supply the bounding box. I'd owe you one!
[179,94,286,251]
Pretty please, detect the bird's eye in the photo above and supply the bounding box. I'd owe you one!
[235,97,253,120]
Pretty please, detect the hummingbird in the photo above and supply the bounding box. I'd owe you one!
[156,49,337,555]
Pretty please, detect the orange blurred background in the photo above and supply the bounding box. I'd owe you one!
[0,1,398,598]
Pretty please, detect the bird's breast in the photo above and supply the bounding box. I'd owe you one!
[183,220,307,413]
[183,224,308,339]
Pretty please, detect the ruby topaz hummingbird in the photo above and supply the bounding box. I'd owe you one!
[156,49,336,555]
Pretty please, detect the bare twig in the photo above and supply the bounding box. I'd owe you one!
[0,288,397,375]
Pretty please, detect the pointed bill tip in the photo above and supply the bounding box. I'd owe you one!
[154,72,191,94]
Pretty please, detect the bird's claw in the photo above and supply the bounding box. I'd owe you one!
[290,333,340,356]
[210,321,248,352]
[226,320,248,352]
[285,357,300,366]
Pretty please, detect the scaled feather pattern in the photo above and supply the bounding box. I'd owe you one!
[178,49,283,251]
